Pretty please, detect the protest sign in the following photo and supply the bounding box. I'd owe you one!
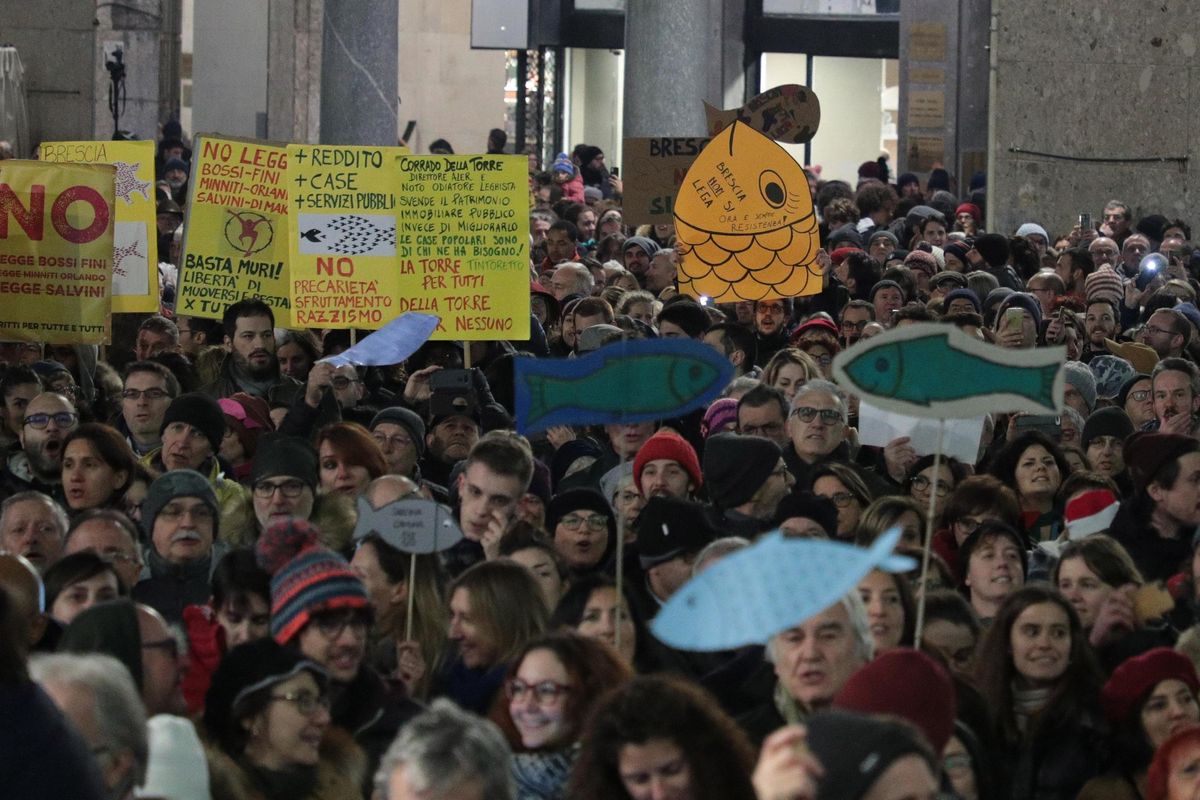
[394,154,530,340]
[703,84,822,144]
[857,399,985,465]
[621,137,709,226]
[288,144,411,329]
[176,135,290,322]
[0,159,114,343]
[39,140,159,313]
[674,122,821,302]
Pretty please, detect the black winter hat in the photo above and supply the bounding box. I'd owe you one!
[161,392,225,453]
[547,488,616,541]
[1081,407,1135,451]
[370,406,426,458]
[251,434,319,490]
[702,433,781,510]
[973,233,1009,268]
[635,496,719,570]
[772,491,839,537]
[142,469,219,540]
[807,710,937,800]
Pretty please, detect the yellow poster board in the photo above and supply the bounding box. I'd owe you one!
[39,140,160,313]
[0,160,115,343]
[393,154,530,340]
[288,144,409,329]
[176,134,290,322]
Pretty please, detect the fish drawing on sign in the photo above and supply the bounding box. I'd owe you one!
[353,496,463,554]
[832,322,1066,418]
[112,161,151,205]
[513,338,733,434]
[651,528,915,651]
[674,122,822,303]
[703,84,821,145]
[298,214,397,257]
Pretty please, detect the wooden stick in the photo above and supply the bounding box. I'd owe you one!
[406,553,417,642]
[913,420,945,646]
[462,341,472,369]
[614,497,626,656]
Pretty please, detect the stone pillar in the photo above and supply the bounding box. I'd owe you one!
[898,0,990,192]
[93,0,170,139]
[623,0,738,138]
[319,0,398,145]
[267,0,324,143]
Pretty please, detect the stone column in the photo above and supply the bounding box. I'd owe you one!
[94,0,169,139]
[623,0,740,138]
[267,0,323,144]
[319,0,398,146]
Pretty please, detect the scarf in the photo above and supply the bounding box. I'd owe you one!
[512,747,578,800]
[240,756,318,800]
[1012,683,1054,734]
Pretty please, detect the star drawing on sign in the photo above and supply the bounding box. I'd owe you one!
[112,161,151,205]
[112,240,143,278]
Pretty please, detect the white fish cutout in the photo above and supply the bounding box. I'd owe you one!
[353,497,463,554]
[651,528,915,651]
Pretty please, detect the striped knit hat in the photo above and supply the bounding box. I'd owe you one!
[1085,267,1124,306]
[255,518,368,644]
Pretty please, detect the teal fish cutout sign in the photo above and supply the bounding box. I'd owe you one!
[514,339,734,434]
[652,528,915,651]
[832,322,1066,418]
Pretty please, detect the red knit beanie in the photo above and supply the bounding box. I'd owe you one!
[833,648,957,752]
[632,430,702,494]
[1102,648,1199,726]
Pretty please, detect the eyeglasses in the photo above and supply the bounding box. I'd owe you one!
[740,422,784,437]
[313,611,370,640]
[99,548,142,566]
[331,376,361,390]
[956,516,984,534]
[910,475,951,497]
[141,637,180,660]
[157,503,214,522]
[1144,325,1175,338]
[122,387,170,401]
[841,320,869,331]
[790,407,842,425]
[821,491,857,509]
[1128,389,1151,402]
[943,753,972,774]
[559,512,608,531]
[253,479,307,499]
[271,690,330,716]
[372,433,413,450]
[505,679,572,704]
[23,411,78,429]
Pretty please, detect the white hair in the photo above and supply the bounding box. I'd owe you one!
[30,652,148,784]
[765,591,875,664]
[1,491,69,539]
[693,537,751,576]
[557,261,595,295]
[790,379,849,423]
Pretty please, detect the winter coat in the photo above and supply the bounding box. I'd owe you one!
[220,489,357,553]
[1000,711,1106,800]
[207,726,367,800]
[132,540,229,624]
[1108,503,1192,583]
[330,665,423,792]
[139,449,248,516]
[0,682,108,800]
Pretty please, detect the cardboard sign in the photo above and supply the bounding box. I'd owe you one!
[393,154,530,340]
[621,137,710,225]
[288,144,409,329]
[703,84,821,144]
[176,135,291,322]
[354,496,463,554]
[857,399,986,465]
[39,140,159,313]
[0,160,115,343]
[674,122,822,302]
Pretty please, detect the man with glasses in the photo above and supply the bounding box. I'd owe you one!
[703,432,793,538]
[132,470,226,623]
[0,391,77,501]
[261,518,420,781]
[369,407,430,490]
[785,380,889,494]
[132,315,180,361]
[1121,374,1156,429]
[118,361,179,457]
[174,315,220,358]
[753,298,792,366]
[249,434,320,537]
[1140,308,1190,360]
[838,300,875,348]
[736,385,791,448]
[65,509,145,590]
[330,363,376,427]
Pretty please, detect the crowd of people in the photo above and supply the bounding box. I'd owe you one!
[7,127,1200,800]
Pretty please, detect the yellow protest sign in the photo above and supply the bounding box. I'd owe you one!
[0,160,115,343]
[622,137,709,225]
[39,140,159,313]
[674,122,822,303]
[288,144,408,329]
[394,154,530,340]
[176,135,290,322]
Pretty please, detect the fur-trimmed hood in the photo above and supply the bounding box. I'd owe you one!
[220,490,358,554]
[206,725,367,800]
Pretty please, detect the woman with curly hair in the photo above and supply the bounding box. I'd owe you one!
[569,674,757,800]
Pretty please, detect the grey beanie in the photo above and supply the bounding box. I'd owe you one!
[1062,360,1097,412]
[369,406,426,458]
[142,469,219,539]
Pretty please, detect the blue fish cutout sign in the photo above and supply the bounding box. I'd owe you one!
[353,497,463,554]
[514,338,734,434]
[832,322,1066,419]
[320,312,440,368]
[651,528,915,651]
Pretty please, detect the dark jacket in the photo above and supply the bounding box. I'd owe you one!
[1001,711,1106,800]
[331,665,421,794]
[1108,502,1192,583]
[200,355,303,405]
[0,682,108,800]
[132,542,228,624]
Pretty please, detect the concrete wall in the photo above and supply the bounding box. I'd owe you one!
[989,0,1189,236]
[191,0,269,137]
[397,0,508,153]
[0,0,96,150]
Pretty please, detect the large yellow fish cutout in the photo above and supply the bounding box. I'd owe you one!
[674,122,822,303]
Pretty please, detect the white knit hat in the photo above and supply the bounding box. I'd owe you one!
[135,715,210,799]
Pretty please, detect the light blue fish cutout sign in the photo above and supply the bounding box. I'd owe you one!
[514,338,733,434]
[832,322,1066,418]
[320,312,440,368]
[651,528,915,651]
[353,497,463,554]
